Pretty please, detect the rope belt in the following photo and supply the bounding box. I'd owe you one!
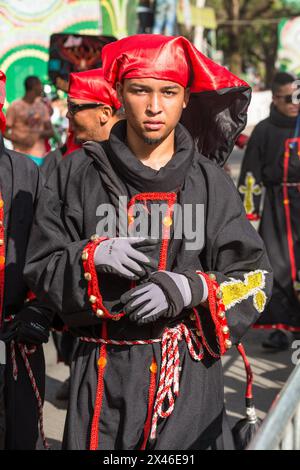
[5,312,49,449]
[80,323,204,441]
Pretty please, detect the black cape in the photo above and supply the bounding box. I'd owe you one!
[25,122,272,450]
[238,106,300,331]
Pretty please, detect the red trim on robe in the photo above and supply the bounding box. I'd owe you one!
[194,272,231,356]
[82,236,124,320]
[282,138,299,283]
[140,357,157,450]
[89,321,108,450]
[127,192,177,271]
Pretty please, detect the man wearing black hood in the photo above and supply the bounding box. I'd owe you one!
[25,35,272,450]
[239,72,300,351]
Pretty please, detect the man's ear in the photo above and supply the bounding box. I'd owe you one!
[98,105,113,124]
[116,82,123,104]
[183,87,190,109]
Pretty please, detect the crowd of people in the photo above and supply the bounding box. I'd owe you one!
[0,31,299,452]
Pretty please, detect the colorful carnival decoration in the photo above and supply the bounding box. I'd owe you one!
[277,17,300,75]
[100,0,138,37]
[0,0,102,104]
[48,33,116,91]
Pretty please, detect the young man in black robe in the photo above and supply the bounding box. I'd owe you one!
[238,72,300,350]
[25,35,273,450]
[0,71,52,449]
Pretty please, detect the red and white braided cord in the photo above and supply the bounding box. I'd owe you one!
[80,337,161,346]
[80,323,204,441]
[150,324,203,440]
[10,340,49,450]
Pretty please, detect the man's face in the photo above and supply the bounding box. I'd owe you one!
[67,99,107,143]
[273,83,300,118]
[117,78,189,145]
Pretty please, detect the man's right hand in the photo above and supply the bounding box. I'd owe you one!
[94,237,158,280]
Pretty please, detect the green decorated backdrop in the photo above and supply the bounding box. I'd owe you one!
[0,0,138,104]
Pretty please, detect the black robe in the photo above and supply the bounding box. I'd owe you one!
[238,106,300,331]
[0,136,49,449]
[41,146,64,181]
[25,122,272,450]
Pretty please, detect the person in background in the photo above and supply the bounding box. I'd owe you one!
[238,72,300,350]
[42,68,123,180]
[137,0,154,34]
[152,0,178,35]
[4,76,54,166]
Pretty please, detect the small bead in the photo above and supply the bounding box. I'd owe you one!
[89,295,97,304]
[90,234,99,242]
[0,256,5,265]
[209,273,216,281]
[216,290,223,299]
[98,357,107,368]
[84,272,92,281]
[82,251,88,261]
[163,216,173,227]
[196,330,201,337]
[225,339,232,349]
[0,239,4,246]
[0,200,4,209]
[222,326,229,334]
[150,362,158,374]
[96,309,104,317]
[218,311,225,319]
[0,221,3,227]
[190,313,196,321]
[128,215,135,225]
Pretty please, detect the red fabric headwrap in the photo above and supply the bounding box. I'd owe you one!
[101,35,248,92]
[68,68,121,110]
[0,71,6,133]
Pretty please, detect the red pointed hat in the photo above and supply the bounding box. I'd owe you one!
[68,68,121,110]
[101,35,251,166]
[101,34,248,92]
[0,71,6,133]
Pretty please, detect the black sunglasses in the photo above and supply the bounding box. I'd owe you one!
[67,101,104,116]
[275,94,296,104]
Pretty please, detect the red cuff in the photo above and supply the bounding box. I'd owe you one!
[82,235,124,321]
[194,271,231,356]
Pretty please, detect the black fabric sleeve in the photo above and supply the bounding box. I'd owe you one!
[197,162,273,355]
[24,158,101,327]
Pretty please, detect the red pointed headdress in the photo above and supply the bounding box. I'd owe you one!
[101,35,251,166]
[68,68,121,110]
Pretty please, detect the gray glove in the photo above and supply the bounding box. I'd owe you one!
[94,237,158,280]
[121,271,192,324]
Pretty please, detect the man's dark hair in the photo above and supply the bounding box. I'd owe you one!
[24,76,41,92]
[272,72,296,95]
